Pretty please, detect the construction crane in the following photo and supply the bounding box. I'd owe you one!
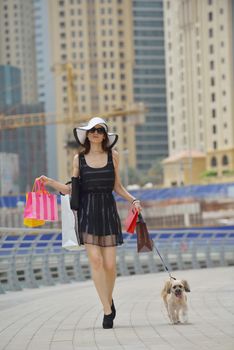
[0,61,147,131]
[0,103,146,130]
[0,62,147,182]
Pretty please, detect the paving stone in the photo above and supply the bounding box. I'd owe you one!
[0,267,233,350]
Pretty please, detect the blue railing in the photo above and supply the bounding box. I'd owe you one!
[1,182,234,207]
[0,226,234,293]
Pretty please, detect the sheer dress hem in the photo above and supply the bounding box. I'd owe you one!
[81,232,123,247]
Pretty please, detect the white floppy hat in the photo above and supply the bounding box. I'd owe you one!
[73,117,118,148]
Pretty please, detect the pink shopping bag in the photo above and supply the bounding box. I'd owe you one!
[24,179,58,221]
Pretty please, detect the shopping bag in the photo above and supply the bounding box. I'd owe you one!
[24,179,58,222]
[23,193,45,227]
[136,213,153,253]
[24,218,45,227]
[125,205,138,234]
[61,194,84,251]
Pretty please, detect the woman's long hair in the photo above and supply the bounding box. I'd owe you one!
[80,131,109,155]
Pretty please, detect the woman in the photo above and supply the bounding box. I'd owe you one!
[39,117,141,329]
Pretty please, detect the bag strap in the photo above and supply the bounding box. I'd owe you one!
[137,212,144,223]
[32,179,48,194]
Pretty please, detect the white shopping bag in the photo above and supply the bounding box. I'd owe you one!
[61,195,84,251]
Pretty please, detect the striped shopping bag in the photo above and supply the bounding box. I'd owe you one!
[23,178,58,223]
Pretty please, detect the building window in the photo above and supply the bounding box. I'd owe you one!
[209,45,214,54]
[208,12,213,21]
[209,28,213,37]
[211,156,217,167]
[211,93,215,102]
[211,77,215,86]
[222,155,228,165]
[212,125,217,134]
[210,61,214,70]
[208,0,212,4]
[212,109,216,118]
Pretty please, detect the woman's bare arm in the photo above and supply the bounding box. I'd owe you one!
[38,154,80,195]
[112,150,141,211]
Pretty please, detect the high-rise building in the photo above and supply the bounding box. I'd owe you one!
[0,1,49,193]
[0,103,47,192]
[0,65,21,112]
[48,0,136,182]
[0,0,38,104]
[33,0,57,179]
[133,0,168,172]
[0,153,20,195]
[164,0,234,183]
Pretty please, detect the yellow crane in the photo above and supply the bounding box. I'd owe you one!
[0,62,146,130]
[0,104,146,130]
[0,62,147,180]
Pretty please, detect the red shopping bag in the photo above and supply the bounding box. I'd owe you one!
[24,179,58,222]
[125,206,138,234]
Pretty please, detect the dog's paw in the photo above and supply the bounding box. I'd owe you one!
[171,320,180,325]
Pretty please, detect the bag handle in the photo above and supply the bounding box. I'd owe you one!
[137,212,144,223]
[32,178,48,193]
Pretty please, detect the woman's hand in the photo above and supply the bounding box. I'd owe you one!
[37,175,53,186]
[37,176,70,194]
[133,200,142,212]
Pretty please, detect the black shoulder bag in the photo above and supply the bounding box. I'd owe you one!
[59,155,81,210]
[70,155,81,211]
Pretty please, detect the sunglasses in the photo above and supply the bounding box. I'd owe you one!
[88,127,106,134]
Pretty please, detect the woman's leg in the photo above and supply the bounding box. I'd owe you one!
[85,244,112,315]
[101,246,117,304]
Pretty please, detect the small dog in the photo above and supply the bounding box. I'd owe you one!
[161,279,190,324]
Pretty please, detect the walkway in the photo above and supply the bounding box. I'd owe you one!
[0,267,233,350]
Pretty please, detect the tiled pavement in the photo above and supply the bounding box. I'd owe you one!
[0,267,233,350]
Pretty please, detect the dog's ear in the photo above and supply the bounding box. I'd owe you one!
[166,281,172,294]
[161,281,172,296]
[182,280,190,292]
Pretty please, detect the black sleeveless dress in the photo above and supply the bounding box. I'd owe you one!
[78,151,123,247]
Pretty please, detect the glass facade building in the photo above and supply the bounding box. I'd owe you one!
[133,0,168,171]
[0,67,47,193]
[0,65,21,112]
[33,0,57,179]
[0,103,47,193]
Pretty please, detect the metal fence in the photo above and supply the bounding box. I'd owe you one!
[0,227,234,294]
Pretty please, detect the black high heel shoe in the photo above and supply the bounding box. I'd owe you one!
[102,313,113,329]
[111,299,116,320]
